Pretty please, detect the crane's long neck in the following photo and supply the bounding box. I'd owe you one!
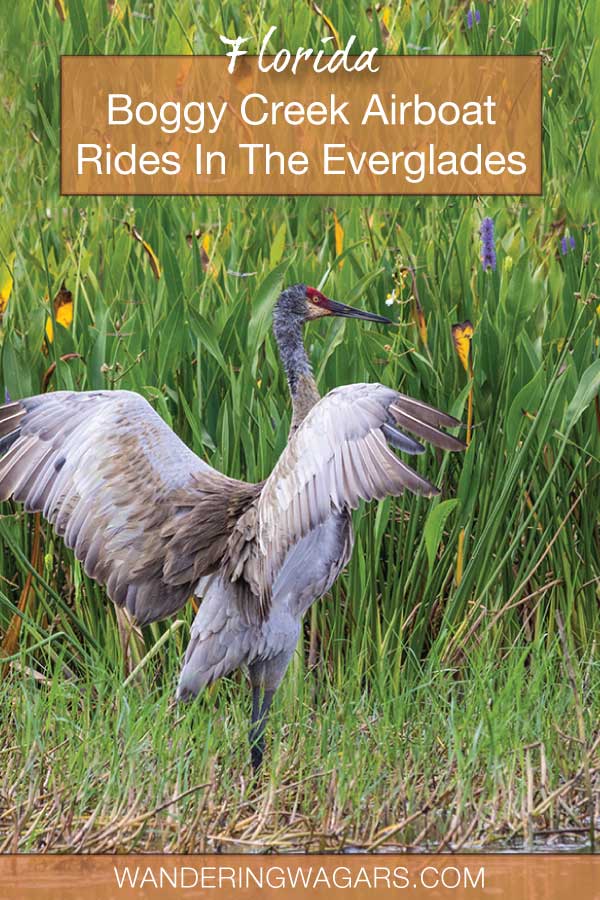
[273,317,320,435]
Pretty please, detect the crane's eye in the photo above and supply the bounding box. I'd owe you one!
[306,286,327,305]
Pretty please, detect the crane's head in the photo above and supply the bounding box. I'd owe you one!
[274,284,392,329]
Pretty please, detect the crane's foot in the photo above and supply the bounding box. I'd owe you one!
[249,685,274,773]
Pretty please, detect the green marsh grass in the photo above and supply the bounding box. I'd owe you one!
[0,0,598,851]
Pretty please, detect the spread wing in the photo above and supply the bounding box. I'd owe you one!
[256,382,465,597]
[0,390,259,626]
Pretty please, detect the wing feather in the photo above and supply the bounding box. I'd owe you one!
[257,383,464,598]
[0,390,259,625]
[390,406,465,452]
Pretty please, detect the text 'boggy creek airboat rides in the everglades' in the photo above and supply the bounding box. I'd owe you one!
[0,284,465,769]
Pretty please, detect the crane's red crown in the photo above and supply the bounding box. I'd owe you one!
[304,286,336,320]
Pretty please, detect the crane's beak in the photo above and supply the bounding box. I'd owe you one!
[322,297,392,324]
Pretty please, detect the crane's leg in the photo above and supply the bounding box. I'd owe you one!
[247,634,298,772]
[250,685,274,772]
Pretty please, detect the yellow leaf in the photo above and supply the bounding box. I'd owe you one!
[310,2,341,49]
[0,252,16,316]
[186,230,218,278]
[54,0,67,20]
[413,297,428,346]
[183,26,196,55]
[108,0,126,20]
[451,320,474,373]
[130,226,161,279]
[379,5,393,43]
[333,211,344,268]
[452,320,475,445]
[201,232,218,278]
[45,284,73,343]
[55,288,73,328]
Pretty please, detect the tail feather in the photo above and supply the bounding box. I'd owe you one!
[176,578,254,701]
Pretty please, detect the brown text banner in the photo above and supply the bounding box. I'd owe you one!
[61,55,541,196]
[1,854,598,899]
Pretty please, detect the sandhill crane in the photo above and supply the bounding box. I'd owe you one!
[0,284,465,769]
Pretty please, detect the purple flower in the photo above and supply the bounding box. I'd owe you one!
[466,8,481,28]
[4,388,10,404]
[479,217,496,271]
[559,234,576,255]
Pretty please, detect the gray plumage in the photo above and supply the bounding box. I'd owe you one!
[0,282,465,770]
